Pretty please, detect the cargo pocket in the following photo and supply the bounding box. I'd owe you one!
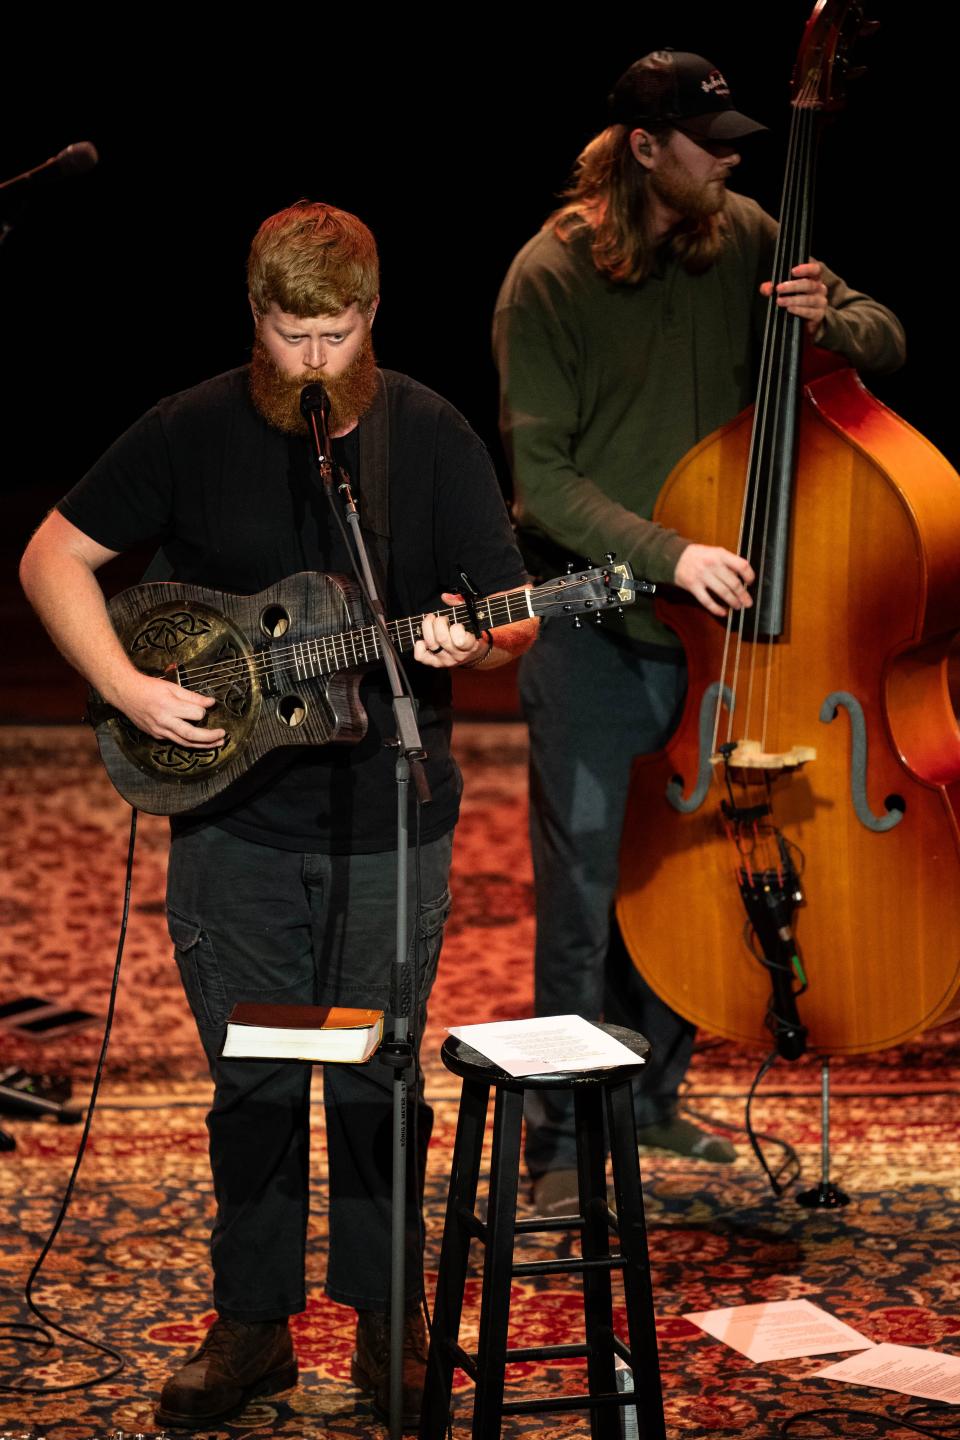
[167,906,229,1031]
[414,885,452,1008]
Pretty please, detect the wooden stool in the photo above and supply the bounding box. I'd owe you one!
[420,1024,666,1439]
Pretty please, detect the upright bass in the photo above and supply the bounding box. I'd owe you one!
[616,0,960,1056]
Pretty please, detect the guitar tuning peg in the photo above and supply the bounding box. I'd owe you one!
[594,612,603,625]
[604,551,616,562]
[585,558,593,567]
[572,615,582,629]
[617,607,625,618]
[565,561,577,574]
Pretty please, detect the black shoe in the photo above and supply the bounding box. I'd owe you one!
[636,1117,736,1163]
[351,1307,428,1431]
[155,1316,297,1429]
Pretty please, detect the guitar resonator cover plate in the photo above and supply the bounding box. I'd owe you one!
[115,599,259,784]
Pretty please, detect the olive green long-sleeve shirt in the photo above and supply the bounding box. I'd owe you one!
[493,191,905,647]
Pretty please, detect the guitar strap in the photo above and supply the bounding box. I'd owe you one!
[355,369,391,597]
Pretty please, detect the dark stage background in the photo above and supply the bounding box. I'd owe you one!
[2,2,952,713]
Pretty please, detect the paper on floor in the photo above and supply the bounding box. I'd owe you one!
[683,1299,875,1362]
[816,1343,960,1403]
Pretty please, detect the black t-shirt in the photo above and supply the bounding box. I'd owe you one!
[59,366,527,852]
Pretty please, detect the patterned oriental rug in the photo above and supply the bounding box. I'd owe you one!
[0,724,958,1439]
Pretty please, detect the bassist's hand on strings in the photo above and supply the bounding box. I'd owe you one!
[673,545,755,618]
[761,260,829,336]
[108,670,225,749]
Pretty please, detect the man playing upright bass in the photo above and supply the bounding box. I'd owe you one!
[494,49,904,1212]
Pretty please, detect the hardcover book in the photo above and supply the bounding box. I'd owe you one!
[221,1003,384,1063]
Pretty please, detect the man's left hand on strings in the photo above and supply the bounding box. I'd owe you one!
[414,591,490,668]
[761,260,829,335]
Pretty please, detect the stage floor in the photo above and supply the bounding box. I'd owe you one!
[0,723,957,1437]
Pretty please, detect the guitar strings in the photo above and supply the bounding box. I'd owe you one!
[751,83,814,754]
[712,67,819,766]
[760,95,816,757]
[175,595,518,689]
[757,77,819,758]
[745,74,817,754]
[714,84,799,756]
[718,86,797,749]
[141,578,596,693]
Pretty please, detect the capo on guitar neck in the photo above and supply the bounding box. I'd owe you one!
[457,569,488,640]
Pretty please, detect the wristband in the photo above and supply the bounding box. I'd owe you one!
[461,630,494,668]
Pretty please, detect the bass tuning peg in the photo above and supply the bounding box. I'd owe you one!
[572,615,582,629]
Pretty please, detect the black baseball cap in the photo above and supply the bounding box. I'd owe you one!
[609,49,767,141]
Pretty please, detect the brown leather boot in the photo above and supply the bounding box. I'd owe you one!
[351,1307,428,1430]
[155,1316,297,1429]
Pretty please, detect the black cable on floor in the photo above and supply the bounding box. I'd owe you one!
[679,1091,801,1195]
[678,1049,802,1197]
[0,807,138,1394]
[780,1401,959,1436]
[742,1048,803,1195]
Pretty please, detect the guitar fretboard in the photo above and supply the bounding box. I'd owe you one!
[171,568,636,698]
[286,589,534,680]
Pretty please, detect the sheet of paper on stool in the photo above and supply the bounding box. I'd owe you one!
[446,1015,644,1077]
[816,1343,960,1404]
[683,1299,874,1362]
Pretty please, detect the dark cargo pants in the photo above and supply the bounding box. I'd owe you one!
[166,823,453,1318]
[519,619,696,1178]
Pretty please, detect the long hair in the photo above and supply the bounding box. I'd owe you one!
[550,125,726,284]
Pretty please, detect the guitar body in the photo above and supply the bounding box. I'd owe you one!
[91,571,369,815]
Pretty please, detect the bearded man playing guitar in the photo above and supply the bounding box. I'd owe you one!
[20,200,537,1430]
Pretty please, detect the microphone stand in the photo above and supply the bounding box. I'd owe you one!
[302,386,430,1440]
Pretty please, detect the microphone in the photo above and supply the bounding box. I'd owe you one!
[300,382,333,477]
[0,141,99,201]
[299,382,331,425]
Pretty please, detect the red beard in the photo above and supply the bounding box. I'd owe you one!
[249,334,379,437]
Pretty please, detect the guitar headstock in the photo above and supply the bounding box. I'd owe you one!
[529,560,652,622]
